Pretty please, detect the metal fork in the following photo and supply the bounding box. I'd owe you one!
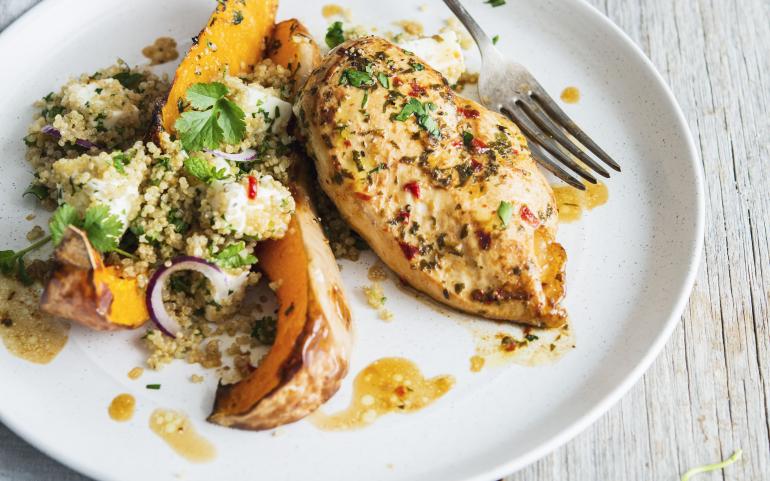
[443,0,621,190]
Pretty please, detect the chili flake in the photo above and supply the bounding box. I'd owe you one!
[520,205,540,227]
[247,175,258,200]
[399,242,419,260]
[403,181,421,199]
[458,107,480,119]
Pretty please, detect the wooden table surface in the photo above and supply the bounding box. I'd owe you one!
[1,0,768,480]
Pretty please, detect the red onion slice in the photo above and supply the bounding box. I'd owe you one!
[204,148,257,162]
[145,256,248,338]
[41,124,100,150]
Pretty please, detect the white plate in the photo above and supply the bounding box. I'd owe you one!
[0,0,703,480]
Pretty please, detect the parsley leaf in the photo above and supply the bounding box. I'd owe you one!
[112,72,144,91]
[176,109,223,152]
[83,205,123,253]
[174,83,246,152]
[497,200,513,227]
[50,204,80,245]
[186,82,228,110]
[339,68,375,88]
[216,98,246,144]
[183,156,230,184]
[377,73,390,89]
[111,152,129,175]
[486,0,506,6]
[492,34,500,45]
[213,241,257,269]
[325,21,346,49]
[251,316,277,345]
[393,98,441,138]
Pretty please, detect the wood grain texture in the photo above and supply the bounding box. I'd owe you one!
[1,0,768,480]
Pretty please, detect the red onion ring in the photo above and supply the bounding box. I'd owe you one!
[145,256,248,338]
[41,124,100,150]
[204,148,258,162]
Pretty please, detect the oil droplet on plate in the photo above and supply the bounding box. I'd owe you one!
[469,355,485,372]
[560,86,581,104]
[108,394,136,422]
[473,325,575,369]
[311,357,455,430]
[0,278,68,364]
[149,409,216,463]
[553,182,609,223]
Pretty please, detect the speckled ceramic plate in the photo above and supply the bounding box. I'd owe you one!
[0,0,704,480]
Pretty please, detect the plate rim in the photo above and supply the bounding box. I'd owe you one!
[0,0,706,479]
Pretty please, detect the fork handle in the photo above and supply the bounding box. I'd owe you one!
[442,0,502,63]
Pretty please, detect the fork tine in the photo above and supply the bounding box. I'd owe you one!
[527,141,586,190]
[516,98,610,178]
[502,105,597,184]
[530,88,621,172]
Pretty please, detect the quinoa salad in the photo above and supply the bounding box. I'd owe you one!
[2,6,472,386]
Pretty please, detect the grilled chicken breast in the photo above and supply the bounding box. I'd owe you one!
[295,37,567,327]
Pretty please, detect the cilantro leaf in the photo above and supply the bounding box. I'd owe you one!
[83,205,123,253]
[418,113,441,139]
[497,200,513,227]
[462,131,474,149]
[111,152,129,175]
[50,204,81,245]
[213,241,257,269]
[394,98,425,121]
[325,21,346,49]
[216,98,246,145]
[0,250,16,275]
[186,82,228,110]
[112,72,144,91]
[176,109,223,152]
[339,68,375,88]
[183,156,230,184]
[23,183,49,201]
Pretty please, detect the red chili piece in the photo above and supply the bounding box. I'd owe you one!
[247,175,258,200]
[394,386,407,397]
[399,242,419,260]
[355,192,372,201]
[396,210,411,223]
[458,107,480,119]
[476,230,492,250]
[403,181,421,199]
[451,139,464,148]
[393,77,404,87]
[344,139,352,147]
[471,159,483,172]
[409,81,426,97]
[520,205,540,227]
[471,138,489,154]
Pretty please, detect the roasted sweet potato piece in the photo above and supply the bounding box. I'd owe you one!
[268,19,322,96]
[159,0,279,133]
[40,227,148,330]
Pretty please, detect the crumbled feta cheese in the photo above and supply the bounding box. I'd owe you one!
[400,31,466,84]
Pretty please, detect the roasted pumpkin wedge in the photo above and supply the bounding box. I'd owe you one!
[40,227,148,330]
[209,22,353,430]
[159,0,279,133]
[268,19,322,96]
[209,165,354,430]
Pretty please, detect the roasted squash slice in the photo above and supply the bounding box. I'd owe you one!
[40,227,148,330]
[268,19,322,96]
[209,165,353,430]
[160,0,279,133]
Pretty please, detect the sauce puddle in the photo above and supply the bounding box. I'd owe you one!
[108,394,136,422]
[0,278,68,364]
[470,325,575,371]
[553,182,609,222]
[560,86,581,104]
[311,357,455,430]
[149,409,216,463]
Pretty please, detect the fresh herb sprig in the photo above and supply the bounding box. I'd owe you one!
[212,241,257,269]
[325,21,346,49]
[497,200,513,227]
[50,203,127,255]
[183,156,230,184]
[0,236,52,285]
[174,82,246,152]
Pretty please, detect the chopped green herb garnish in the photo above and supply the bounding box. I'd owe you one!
[339,68,375,88]
[112,71,144,91]
[361,91,369,109]
[111,152,129,175]
[183,156,230,184]
[167,209,189,234]
[49,204,80,245]
[145,384,161,390]
[497,200,513,227]
[492,34,500,44]
[325,21,346,49]
[462,131,474,149]
[232,10,244,25]
[377,73,390,88]
[525,333,539,342]
[213,241,257,269]
[486,0,506,6]
[251,316,277,345]
[23,183,49,202]
[393,98,441,138]
[174,82,246,152]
